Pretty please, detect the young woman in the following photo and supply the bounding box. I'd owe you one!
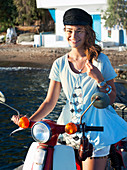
[11,8,127,170]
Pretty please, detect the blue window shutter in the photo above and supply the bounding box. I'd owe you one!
[49,9,56,23]
[92,15,101,42]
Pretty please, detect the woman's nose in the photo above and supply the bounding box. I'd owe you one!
[71,31,77,38]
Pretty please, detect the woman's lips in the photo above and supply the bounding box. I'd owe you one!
[69,39,80,44]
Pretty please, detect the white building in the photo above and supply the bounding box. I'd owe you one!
[35,0,127,48]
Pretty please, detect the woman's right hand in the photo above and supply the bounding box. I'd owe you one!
[11,115,20,126]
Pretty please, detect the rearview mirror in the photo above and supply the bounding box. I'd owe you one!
[0,91,5,103]
[91,92,110,109]
[80,92,110,124]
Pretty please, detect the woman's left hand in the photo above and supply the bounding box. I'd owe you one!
[85,60,104,83]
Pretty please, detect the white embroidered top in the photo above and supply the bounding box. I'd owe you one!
[49,53,127,151]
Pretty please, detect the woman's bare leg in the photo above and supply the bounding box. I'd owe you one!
[82,156,108,170]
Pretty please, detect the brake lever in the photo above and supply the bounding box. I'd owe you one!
[10,127,24,136]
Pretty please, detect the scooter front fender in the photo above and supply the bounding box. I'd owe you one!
[23,142,47,170]
[23,143,77,170]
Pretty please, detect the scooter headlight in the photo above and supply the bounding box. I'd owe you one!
[31,121,51,143]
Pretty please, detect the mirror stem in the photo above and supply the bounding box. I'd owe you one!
[0,100,20,117]
[80,96,99,124]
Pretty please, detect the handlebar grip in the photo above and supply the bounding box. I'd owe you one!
[85,126,103,132]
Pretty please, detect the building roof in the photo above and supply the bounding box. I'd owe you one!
[36,0,107,9]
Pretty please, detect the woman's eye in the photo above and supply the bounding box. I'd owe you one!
[67,30,72,33]
[77,31,81,34]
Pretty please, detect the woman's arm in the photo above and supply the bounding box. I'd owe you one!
[30,79,61,121]
[85,60,116,105]
[99,79,116,105]
[11,79,61,124]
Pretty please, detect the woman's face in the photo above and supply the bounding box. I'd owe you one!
[64,25,86,49]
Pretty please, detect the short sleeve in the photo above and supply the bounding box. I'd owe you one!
[96,53,117,81]
[102,54,117,81]
[49,59,61,82]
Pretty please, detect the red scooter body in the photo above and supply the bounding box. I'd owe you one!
[109,140,126,169]
[29,119,82,170]
[28,119,126,170]
[22,118,104,170]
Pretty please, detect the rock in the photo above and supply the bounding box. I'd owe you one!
[17,33,34,43]
[115,64,127,80]
[115,81,127,103]
[113,102,127,110]
[114,80,127,121]
[103,50,127,67]
[0,35,5,43]
[113,102,127,121]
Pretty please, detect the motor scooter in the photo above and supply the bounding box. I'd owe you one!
[0,91,126,170]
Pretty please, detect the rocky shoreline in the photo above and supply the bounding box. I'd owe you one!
[0,43,127,66]
[0,43,127,80]
[0,44,70,68]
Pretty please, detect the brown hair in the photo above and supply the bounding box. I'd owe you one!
[84,25,101,63]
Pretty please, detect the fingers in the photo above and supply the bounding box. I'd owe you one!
[85,60,94,76]
[86,60,91,65]
[11,115,20,125]
[85,60,104,82]
[85,60,89,68]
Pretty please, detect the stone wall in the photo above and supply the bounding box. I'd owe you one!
[103,50,127,67]
[102,50,127,80]
[48,48,127,68]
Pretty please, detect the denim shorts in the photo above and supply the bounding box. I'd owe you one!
[60,133,110,157]
[91,145,110,157]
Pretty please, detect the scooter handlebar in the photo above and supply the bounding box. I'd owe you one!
[85,126,103,132]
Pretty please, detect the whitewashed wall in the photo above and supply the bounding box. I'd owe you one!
[36,0,127,47]
[36,0,107,8]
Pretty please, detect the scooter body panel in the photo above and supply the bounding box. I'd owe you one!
[53,145,77,170]
[23,142,77,170]
[23,142,47,170]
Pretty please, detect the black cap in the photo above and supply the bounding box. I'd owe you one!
[63,8,93,27]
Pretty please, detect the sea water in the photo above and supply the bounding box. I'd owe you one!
[0,67,66,170]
